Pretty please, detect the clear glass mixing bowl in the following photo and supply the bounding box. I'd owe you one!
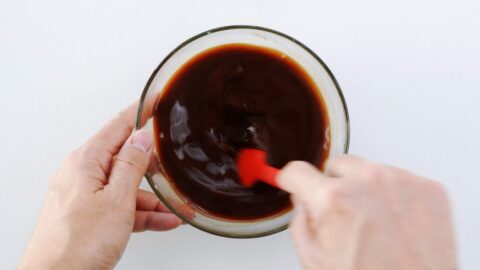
[135,25,350,238]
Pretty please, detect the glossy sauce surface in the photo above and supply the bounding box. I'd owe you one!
[153,44,330,220]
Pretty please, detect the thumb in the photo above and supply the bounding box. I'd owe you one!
[277,161,325,197]
[108,130,153,198]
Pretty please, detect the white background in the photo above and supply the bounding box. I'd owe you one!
[1,0,479,269]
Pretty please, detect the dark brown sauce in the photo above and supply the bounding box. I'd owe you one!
[153,44,330,220]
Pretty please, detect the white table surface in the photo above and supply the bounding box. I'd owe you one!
[1,0,479,269]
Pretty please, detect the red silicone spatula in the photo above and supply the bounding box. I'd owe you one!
[236,148,280,188]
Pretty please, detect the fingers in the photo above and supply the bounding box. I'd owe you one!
[290,197,315,249]
[133,211,182,232]
[136,189,171,212]
[277,161,325,196]
[289,196,324,269]
[76,102,141,178]
[325,155,367,177]
[89,102,140,156]
[107,130,153,198]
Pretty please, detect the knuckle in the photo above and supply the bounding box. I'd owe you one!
[66,148,81,163]
[326,155,348,169]
[393,169,417,186]
[423,180,448,199]
[116,157,143,172]
[116,150,145,172]
[421,180,451,215]
[279,161,313,180]
[110,110,125,125]
[111,109,129,127]
[328,155,363,167]
[65,145,103,173]
[116,109,127,120]
[283,161,313,172]
[68,145,94,164]
[360,164,387,182]
[80,142,101,158]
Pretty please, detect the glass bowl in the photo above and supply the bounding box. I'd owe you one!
[135,25,350,238]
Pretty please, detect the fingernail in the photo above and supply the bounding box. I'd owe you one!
[132,130,153,153]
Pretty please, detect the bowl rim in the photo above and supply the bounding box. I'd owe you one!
[135,25,350,238]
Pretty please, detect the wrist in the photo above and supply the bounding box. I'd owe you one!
[19,228,86,270]
[18,248,77,270]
